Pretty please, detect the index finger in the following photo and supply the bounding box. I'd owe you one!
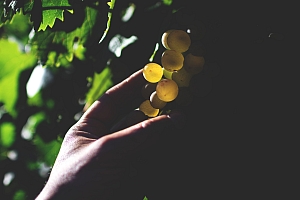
[78,69,147,135]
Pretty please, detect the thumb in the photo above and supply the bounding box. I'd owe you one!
[95,111,185,157]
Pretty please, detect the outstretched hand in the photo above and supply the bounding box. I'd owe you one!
[35,69,185,200]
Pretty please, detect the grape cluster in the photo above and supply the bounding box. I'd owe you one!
[139,29,206,117]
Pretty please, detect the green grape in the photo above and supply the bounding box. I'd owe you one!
[143,62,163,83]
[141,82,157,99]
[161,50,184,72]
[156,79,179,102]
[161,29,191,53]
[183,53,205,75]
[172,67,193,87]
[150,91,167,109]
[139,100,159,117]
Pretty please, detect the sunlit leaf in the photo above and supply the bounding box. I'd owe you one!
[74,43,86,60]
[30,7,99,67]
[33,135,62,165]
[162,0,173,6]
[13,189,26,200]
[84,67,113,111]
[107,0,115,9]
[39,0,71,31]
[0,39,37,117]
[22,112,46,140]
[0,122,16,148]
[3,12,32,43]
[99,0,114,43]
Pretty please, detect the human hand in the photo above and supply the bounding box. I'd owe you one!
[35,69,185,200]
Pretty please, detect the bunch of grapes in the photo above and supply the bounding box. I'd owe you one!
[139,29,205,117]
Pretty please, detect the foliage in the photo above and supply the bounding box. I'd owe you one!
[0,0,199,199]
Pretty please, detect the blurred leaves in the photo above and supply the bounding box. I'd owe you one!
[0,122,15,147]
[33,135,61,166]
[84,66,113,111]
[0,39,37,117]
[0,0,181,199]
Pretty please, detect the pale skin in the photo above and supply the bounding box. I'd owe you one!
[35,69,185,200]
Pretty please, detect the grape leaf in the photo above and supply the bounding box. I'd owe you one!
[0,39,37,117]
[0,0,14,24]
[29,7,102,67]
[33,134,62,165]
[0,122,16,148]
[39,0,71,31]
[84,66,113,111]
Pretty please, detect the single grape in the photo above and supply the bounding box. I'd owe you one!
[139,99,160,117]
[161,29,174,50]
[156,79,179,102]
[161,50,184,72]
[183,53,205,75]
[141,82,157,99]
[150,91,167,109]
[161,29,191,53]
[172,67,193,87]
[143,62,163,83]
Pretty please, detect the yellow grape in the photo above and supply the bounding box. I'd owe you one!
[161,50,184,72]
[156,79,178,102]
[161,29,191,53]
[139,100,160,117]
[150,91,167,109]
[161,29,174,50]
[183,53,205,75]
[143,62,163,83]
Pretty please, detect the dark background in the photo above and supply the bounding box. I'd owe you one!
[130,1,297,199]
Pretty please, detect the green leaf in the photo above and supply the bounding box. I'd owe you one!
[0,0,15,25]
[3,12,32,43]
[99,0,115,43]
[13,190,26,200]
[0,122,16,148]
[29,7,99,67]
[22,112,46,140]
[84,67,113,110]
[0,39,37,117]
[33,135,62,165]
[162,0,173,6]
[39,0,71,31]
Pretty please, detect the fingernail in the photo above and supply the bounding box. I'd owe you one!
[168,111,186,130]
